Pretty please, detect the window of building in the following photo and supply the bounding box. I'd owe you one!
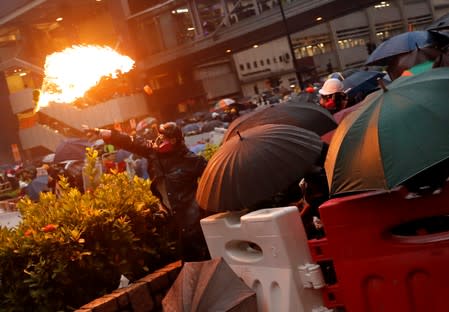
[197,0,224,35]
[246,62,251,69]
[374,1,390,9]
[253,61,258,68]
[266,58,271,65]
[292,33,332,59]
[260,59,264,66]
[335,26,370,50]
[337,38,367,50]
[375,20,403,41]
[239,64,245,71]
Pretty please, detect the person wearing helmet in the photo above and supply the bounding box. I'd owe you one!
[318,78,347,114]
[85,122,209,262]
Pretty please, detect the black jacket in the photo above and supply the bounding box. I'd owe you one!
[107,130,207,227]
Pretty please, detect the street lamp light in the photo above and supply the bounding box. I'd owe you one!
[278,1,303,89]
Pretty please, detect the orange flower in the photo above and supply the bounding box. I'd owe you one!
[41,224,57,232]
[24,229,35,237]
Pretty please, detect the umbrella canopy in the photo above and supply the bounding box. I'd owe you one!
[26,175,49,201]
[325,68,449,195]
[214,98,235,110]
[386,46,442,79]
[53,138,91,163]
[201,120,225,133]
[400,60,434,77]
[321,101,366,144]
[182,122,203,135]
[162,258,256,312]
[115,149,132,162]
[196,124,323,212]
[433,49,449,68]
[222,97,337,142]
[365,31,447,66]
[426,12,449,31]
[189,143,207,155]
[136,116,157,132]
[42,153,55,163]
[342,70,386,104]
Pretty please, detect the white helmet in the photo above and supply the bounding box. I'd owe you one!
[319,78,344,96]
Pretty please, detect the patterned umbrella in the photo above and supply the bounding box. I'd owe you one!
[325,68,449,195]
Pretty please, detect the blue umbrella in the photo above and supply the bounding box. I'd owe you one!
[189,143,206,155]
[182,123,202,135]
[53,138,90,163]
[26,175,49,201]
[365,31,447,66]
[115,149,132,162]
[343,70,386,105]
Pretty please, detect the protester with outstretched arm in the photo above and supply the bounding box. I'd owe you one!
[85,122,210,262]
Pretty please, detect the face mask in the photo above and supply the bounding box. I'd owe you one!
[157,140,174,153]
[324,98,336,110]
[320,95,335,110]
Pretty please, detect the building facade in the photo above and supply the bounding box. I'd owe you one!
[0,0,447,162]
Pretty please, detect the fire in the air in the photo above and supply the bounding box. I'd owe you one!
[35,45,135,111]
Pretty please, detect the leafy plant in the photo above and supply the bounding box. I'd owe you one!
[200,143,219,161]
[0,148,177,311]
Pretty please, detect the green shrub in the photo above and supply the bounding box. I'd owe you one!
[0,148,177,311]
[200,143,219,161]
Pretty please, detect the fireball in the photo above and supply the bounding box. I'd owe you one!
[36,45,135,111]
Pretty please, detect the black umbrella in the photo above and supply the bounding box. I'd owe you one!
[433,49,449,68]
[196,124,323,212]
[53,138,91,163]
[222,97,336,142]
[426,13,449,31]
[365,31,448,66]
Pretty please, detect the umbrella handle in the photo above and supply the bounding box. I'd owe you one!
[298,199,311,217]
[377,78,388,92]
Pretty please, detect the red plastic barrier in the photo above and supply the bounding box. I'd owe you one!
[310,185,449,312]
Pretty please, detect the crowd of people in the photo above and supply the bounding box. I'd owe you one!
[5,62,449,260]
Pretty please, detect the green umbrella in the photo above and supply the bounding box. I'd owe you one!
[325,67,449,195]
[401,60,434,77]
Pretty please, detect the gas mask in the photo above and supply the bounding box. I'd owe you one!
[155,134,175,153]
[320,94,336,110]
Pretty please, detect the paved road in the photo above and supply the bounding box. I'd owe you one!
[0,211,21,228]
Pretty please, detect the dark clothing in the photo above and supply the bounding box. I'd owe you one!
[107,130,209,261]
[403,158,449,195]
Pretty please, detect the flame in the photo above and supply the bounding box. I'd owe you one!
[36,45,134,111]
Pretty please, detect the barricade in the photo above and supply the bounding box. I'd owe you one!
[311,186,449,312]
[201,206,327,312]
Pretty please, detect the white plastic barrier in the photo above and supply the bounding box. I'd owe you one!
[201,206,327,312]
